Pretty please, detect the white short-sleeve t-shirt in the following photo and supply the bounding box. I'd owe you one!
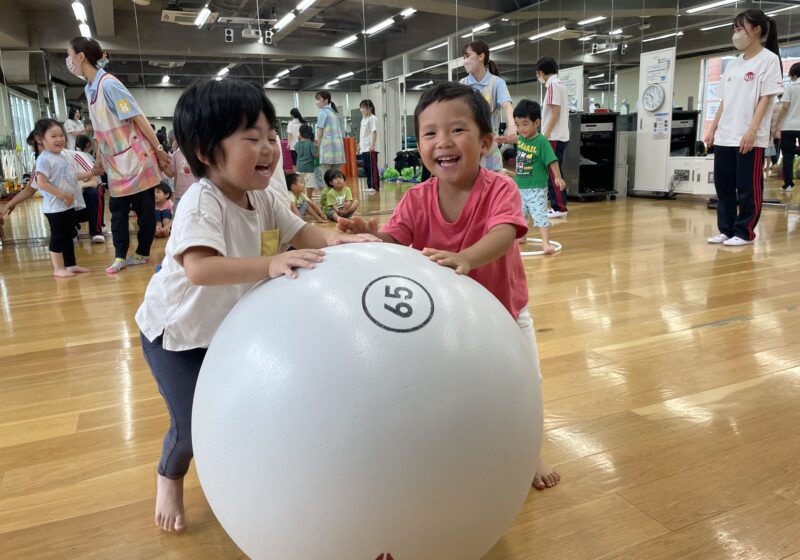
[359,114,379,153]
[33,150,82,213]
[135,179,306,351]
[715,48,784,148]
[780,80,800,131]
[64,119,85,151]
[543,75,570,142]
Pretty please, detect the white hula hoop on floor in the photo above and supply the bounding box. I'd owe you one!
[520,238,563,257]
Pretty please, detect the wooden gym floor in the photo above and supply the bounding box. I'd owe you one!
[1,179,799,559]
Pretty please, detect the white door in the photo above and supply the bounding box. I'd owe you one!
[384,77,403,169]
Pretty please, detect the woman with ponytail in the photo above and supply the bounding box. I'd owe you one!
[460,40,516,171]
[67,37,168,272]
[704,9,783,246]
[287,108,306,165]
[314,90,345,174]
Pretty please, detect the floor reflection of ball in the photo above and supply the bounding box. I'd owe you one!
[193,243,542,560]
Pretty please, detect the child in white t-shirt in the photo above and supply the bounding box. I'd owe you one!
[135,79,378,534]
[704,9,783,246]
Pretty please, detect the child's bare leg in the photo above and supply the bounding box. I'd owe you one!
[155,473,187,533]
[540,226,555,255]
[50,252,75,278]
[533,458,561,490]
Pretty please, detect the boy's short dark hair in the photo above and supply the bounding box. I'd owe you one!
[536,57,558,76]
[414,82,492,139]
[513,99,542,122]
[323,168,345,188]
[173,78,277,178]
[299,124,314,139]
[76,135,92,152]
[285,172,300,189]
[790,62,800,79]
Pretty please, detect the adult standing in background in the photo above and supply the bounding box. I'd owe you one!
[315,90,345,174]
[64,107,86,151]
[67,36,169,273]
[358,99,380,193]
[774,62,800,192]
[287,108,306,165]
[536,57,570,218]
[460,40,516,171]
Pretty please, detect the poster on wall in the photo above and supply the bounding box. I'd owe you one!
[559,66,584,111]
[653,112,670,139]
[646,58,671,84]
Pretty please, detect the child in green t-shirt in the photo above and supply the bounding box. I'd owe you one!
[294,124,318,196]
[286,172,327,222]
[507,99,566,255]
[320,169,360,222]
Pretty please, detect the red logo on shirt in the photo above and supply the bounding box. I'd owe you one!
[744,72,755,82]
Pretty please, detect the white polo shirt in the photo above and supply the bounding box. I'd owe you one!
[780,80,800,131]
[715,48,784,148]
[542,75,570,142]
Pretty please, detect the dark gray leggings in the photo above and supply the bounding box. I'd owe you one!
[140,332,207,480]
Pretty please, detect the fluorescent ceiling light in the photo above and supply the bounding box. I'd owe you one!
[414,81,433,90]
[642,31,683,42]
[461,22,490,38]
[275,12,296,31]
[79,23,91,37]
[161,75,170,84]
[337,71,354,79]
[427,41,447,51]
[610,28,622,35]
[766,5,799,16]
[594,81,616,86]
[400,8,417,18]
[492,40,515,52]
[267,78,280,85]
[194,6,211,27]
[686,0,737,15]
[216,66,230,77]
[578,35,595,42]
[594,47,616,54]
[72,1,87,22]
[578,16,606,25]
[296,0,317,13]
[588,73,604,79]
[276,68,291,77]
[334,34,358,48]
[365,18,394,36]
[529,26,566,42]
[325,79,340,87]
[699,21,732,31]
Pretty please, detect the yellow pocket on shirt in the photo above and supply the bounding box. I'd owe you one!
[261,228,280,256]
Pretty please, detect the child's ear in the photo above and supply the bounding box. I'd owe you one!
[479,132,494,157]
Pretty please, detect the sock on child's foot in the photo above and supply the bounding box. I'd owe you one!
[125,254,150,266]
[105,258,126,274]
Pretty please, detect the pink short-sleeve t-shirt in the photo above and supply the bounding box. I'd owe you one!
[382,167,529,318]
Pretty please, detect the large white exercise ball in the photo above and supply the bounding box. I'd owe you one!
[193,242,541,560]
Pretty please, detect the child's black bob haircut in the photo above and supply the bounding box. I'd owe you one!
[323,169,345,188]
[536,56,558,76]
[413,82,492,140]
[173,79,277,179]
[298,124,314,140]
[154,181,173,198]
[285,172,301,189]
[513,99,542,123]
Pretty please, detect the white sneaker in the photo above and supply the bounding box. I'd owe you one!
[723,236,754,246]
[782,185,794,192]
[547,210,568,218]
[707,233,730,244]
[92,235,105,243]
[364,188,376,194]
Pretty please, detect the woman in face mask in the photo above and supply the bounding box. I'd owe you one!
[773,62,800,192]
[460,40,516,171]
[66,37,169,274]
[703,9,783,246]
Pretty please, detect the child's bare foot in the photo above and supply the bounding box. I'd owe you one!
[53,268,76,278]
[532,459,561,490]
[542,244,556,255]
[155,474,186,533]
[67,265,90,273]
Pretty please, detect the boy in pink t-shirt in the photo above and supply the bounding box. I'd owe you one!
[339,82,560,490]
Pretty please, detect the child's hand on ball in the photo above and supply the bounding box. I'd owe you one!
[422,248,471,275]
[267,249,324,279]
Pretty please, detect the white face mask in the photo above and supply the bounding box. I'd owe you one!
[732,30,750,51]
[537,75,546,84]
[65,55,83,77]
